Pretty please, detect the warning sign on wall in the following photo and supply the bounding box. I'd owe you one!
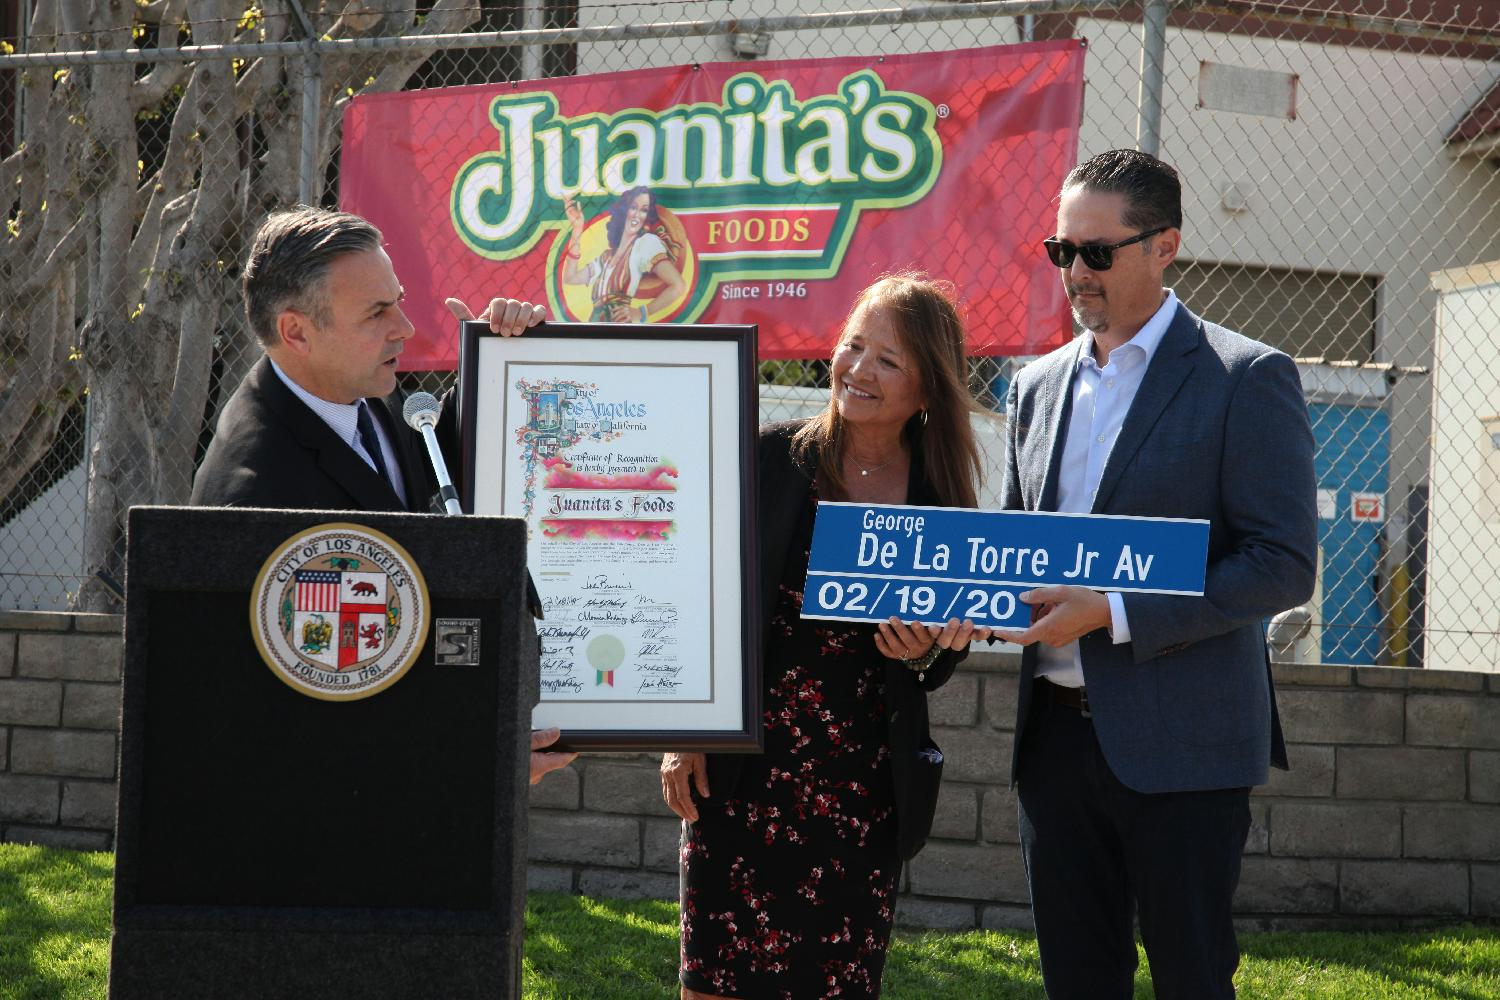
[1350,492,1385,523]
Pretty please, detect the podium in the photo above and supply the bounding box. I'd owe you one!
[109,507,538,1000]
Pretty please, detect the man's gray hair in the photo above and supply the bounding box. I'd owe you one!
[1062,149,1183,234]
[243,206,383,348]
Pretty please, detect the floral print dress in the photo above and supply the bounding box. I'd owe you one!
[680,495,899,999]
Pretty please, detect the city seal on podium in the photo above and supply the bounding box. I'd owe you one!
[250,523,431,701]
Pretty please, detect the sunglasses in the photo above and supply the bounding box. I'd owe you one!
[1042,226,1168,271]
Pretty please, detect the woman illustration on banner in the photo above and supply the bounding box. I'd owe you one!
[563,187,687,322]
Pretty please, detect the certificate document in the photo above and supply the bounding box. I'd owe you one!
[460,323,760,750]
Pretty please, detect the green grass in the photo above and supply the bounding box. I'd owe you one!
[3,843,1499,998]
[0,844,113,1000]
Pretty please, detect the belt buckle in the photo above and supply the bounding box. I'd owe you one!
[1078,687,1091,719]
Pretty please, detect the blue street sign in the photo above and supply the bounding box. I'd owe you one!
[803,503,1209,628]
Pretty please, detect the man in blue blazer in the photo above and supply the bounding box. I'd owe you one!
[997,150,1317,998]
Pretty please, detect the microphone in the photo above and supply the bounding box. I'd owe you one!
[402,391,463,515]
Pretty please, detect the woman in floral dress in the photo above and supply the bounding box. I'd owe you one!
[662,275,990,999]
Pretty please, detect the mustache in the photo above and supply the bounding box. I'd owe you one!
[1066,284,1104,298]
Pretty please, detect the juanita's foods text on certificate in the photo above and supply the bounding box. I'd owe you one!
[502,363,714,702]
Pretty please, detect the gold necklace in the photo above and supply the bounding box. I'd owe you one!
[848,452,896,477]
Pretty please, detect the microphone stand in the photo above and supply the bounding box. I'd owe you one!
[403,393,464,516]
[420,428,463,516]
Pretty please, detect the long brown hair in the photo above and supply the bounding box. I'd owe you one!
[606,186,660,250]
[792,274,983,507]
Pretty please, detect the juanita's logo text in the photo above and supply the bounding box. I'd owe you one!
[450,70,943,260]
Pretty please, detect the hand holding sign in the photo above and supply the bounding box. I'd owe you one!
[932,617,995,650]
[873,616,992,673]
[802,503,1208,633]
[992,586,1112,647]
[872,616,935,661]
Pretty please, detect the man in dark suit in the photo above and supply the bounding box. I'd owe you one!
[192,205,574,783]
[997,150,1317,998]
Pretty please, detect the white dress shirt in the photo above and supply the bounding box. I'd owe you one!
[1035,291,1179,688]
[269,358,409,507]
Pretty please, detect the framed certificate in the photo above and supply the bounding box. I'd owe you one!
[458,321,761,752]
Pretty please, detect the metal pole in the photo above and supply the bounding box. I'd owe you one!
[299,49,321,204]
[3,0,1495,70]
[0,0,1132,68]
[1136,0,1169,157]
[13,0,30,150]
[521,0,545,81]
[284,0,321,206]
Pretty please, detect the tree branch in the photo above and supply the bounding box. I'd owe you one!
[126,70,203,288]
[15,218,85,303]
[134,0,175,26]
[361,0,481,95]
[133,61,195,115]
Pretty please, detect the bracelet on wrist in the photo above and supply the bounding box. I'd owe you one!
[901,644,942,681]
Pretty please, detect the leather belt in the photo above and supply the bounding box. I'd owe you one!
[1035,677,1091,718]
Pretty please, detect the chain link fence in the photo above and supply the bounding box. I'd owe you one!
[3,0,1498,669]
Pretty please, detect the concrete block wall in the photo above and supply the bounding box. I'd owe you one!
[0,611,123,851]
[526,655,1500,929]
[6,610,1500,927]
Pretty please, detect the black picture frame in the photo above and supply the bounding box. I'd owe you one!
[458,320,761,753]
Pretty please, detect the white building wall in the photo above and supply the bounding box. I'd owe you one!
[0,459,86,611]
[575,10,1500,512]
[1426,262,1500,672]
[576,1,1023,69]
[1076,18,1500,512]
[572,9,1500,674]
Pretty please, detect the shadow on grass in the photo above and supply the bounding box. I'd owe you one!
[884,928,1049,1000]
[0,844,113,1000]
[4,850,1498,1000]
[523,894,681,1000]
[522,899,1058,1000]
[1239,926,1500,1000]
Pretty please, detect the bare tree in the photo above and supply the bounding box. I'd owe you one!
[1,0,482,610]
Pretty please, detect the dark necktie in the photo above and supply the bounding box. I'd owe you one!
[355,400,393,489]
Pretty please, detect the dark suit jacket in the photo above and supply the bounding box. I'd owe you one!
[191,356,440,511]
[1004,303,1316,794]
[702,420,961,860]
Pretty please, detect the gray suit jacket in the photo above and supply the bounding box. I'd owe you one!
[1004,302,1316,793]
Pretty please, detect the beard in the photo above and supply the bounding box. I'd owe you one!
[1066,285,1109,333]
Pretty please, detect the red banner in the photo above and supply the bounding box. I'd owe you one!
[341,42,1084,369]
